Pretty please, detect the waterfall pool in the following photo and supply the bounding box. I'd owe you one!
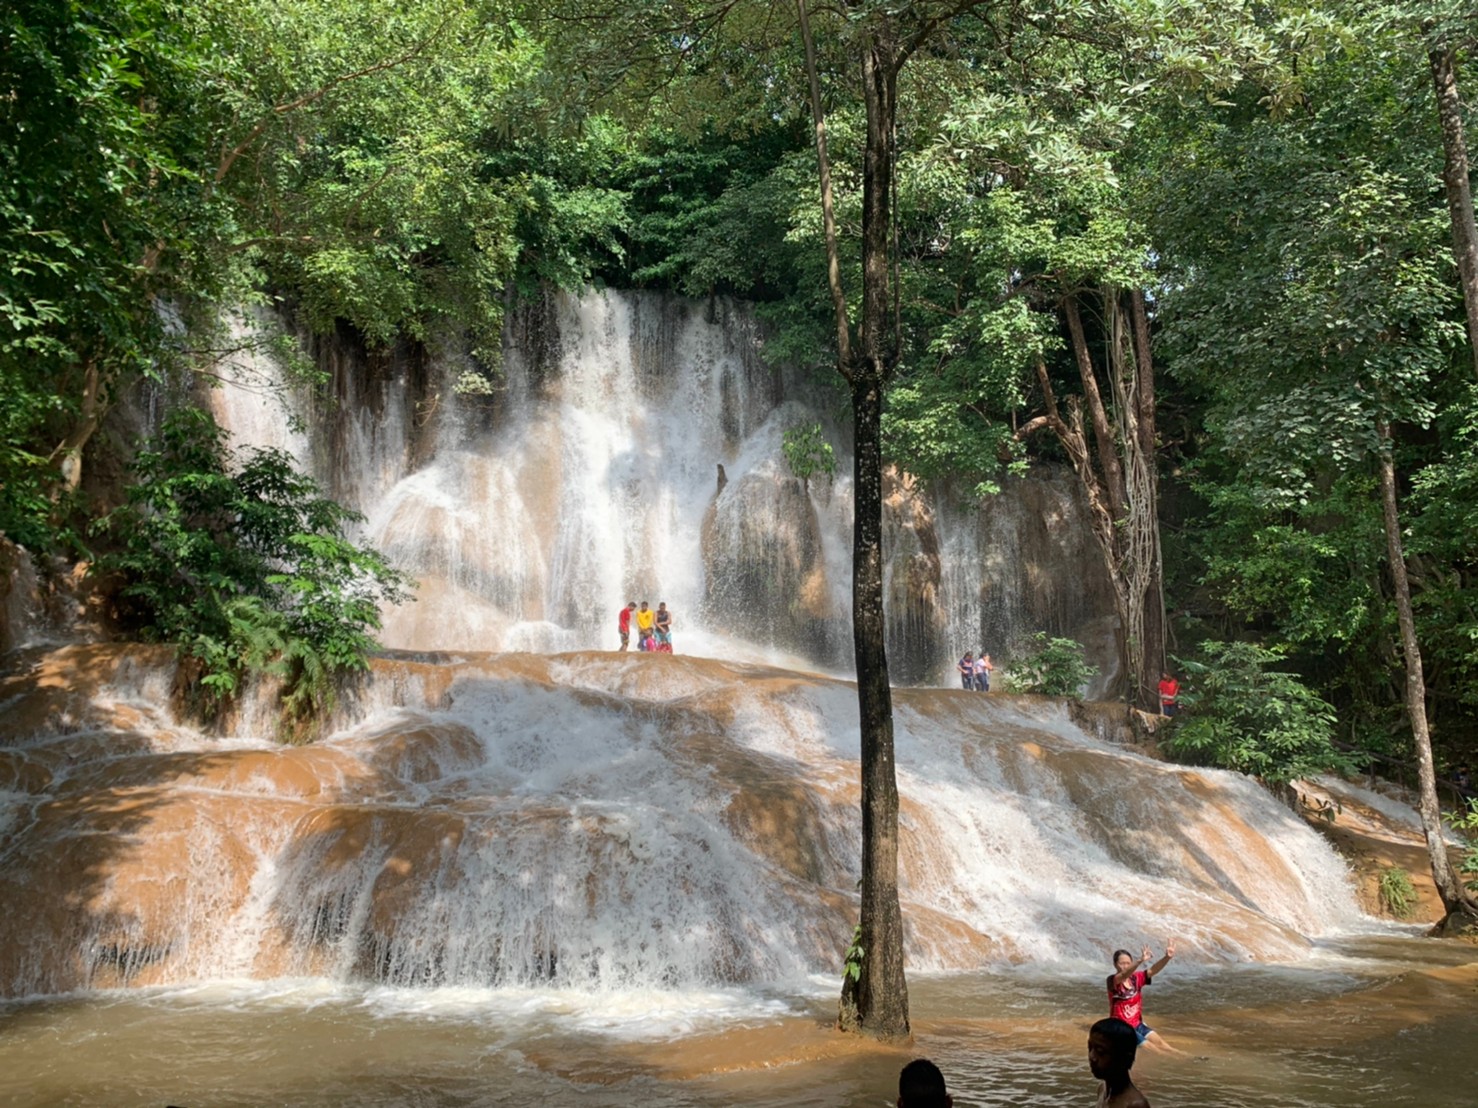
[2,935,1470,1107]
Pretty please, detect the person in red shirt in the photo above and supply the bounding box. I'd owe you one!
[1107,942,1183,1054]
[1157,672,1180,716]
[617,601,636,651]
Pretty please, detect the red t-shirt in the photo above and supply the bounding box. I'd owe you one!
[1108,969,1150,1026]
[618,607,633,632]
[1158,678,1180,706]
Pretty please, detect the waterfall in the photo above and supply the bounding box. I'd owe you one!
[206,289,1118,686]
[0,646,1368,999]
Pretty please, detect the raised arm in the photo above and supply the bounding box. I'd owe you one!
[1147,939,1176,980]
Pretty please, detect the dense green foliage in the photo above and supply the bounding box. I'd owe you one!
[1140,8,1478,776]
[1005,634,1098,698]
[1165,642,1354,784]
[1452,801,1478,892]
[97,410,410,731]
[4,0,1478,776]
[1,0,218,544]
[781,421,837,487]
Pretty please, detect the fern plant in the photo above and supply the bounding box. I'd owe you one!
[1378,867,1417,919]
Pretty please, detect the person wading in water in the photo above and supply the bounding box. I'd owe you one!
[1107,942,1184,1055]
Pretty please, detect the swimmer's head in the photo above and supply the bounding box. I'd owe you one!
[1089,1017,1139,1080]
[898,1058,951,1108]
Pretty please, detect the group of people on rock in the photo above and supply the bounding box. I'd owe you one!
[952,648,1184,719]
[955,650,994,691]
[898,939,1182,1108]
[617,600,674,654]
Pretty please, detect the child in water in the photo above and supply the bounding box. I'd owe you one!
[1088,1018,1151,1108]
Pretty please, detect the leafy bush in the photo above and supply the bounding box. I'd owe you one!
[1164,641,1354,784]
[782,421,836,487]
[1451,800,1478,894]
[1378,866,1416,919]
[97,408,411,735]
[1008,633,1097,697]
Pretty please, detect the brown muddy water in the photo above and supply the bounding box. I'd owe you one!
[1,936,1472,1107]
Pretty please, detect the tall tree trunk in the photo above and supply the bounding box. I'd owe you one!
[1376,419,1476,922]
[843,18,909,1042]
[1017,362,1134,689]
[1063,296,1126,521]
[1064,291,1165,705]
[797,0,908,1038]
[839,369,909,1038]
[1428,42,1478,380]
[1122,291,1166,710]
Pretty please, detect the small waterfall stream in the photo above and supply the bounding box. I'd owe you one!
[207,289,1119,687]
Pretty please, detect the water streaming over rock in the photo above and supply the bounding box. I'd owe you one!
[206,289,1118,687]
[0,645,1366,1000]
[0,289,1378,1004]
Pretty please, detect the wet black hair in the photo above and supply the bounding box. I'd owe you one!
[1090,1017,1139,1069]
[898,1058,949,1108]
[1113,948,1134,964]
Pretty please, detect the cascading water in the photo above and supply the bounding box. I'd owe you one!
[0,646,1366,1000]
[207,289,1118,686]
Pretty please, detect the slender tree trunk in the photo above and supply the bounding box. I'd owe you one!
[797,0,908,1037]
[1376,419,1476,921]
[1017,363,1134,687]
[1428,42,1478,380]
[840,20,909,1042]
[839,370,909,1038]
[1126,290,1167,709]
[1063,296,1126,521]
[1063,292,1165,705]
[51,357,107,494]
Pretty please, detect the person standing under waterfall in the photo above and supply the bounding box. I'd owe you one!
[1108,942,1183,1055]
[617,601,637,651]
[957,652,975,689]
[635,600,656,652]
[654,602,673,653]
[973,652,993,692]
[1089,1017,1152,1108]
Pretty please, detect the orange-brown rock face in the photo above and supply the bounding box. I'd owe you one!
[0,645,1370,999]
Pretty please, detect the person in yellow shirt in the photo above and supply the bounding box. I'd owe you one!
[635,601,656,651]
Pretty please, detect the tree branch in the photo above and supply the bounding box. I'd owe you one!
[797,0,854,376]
[1063,293,1126,520]
[215,20,453,186]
